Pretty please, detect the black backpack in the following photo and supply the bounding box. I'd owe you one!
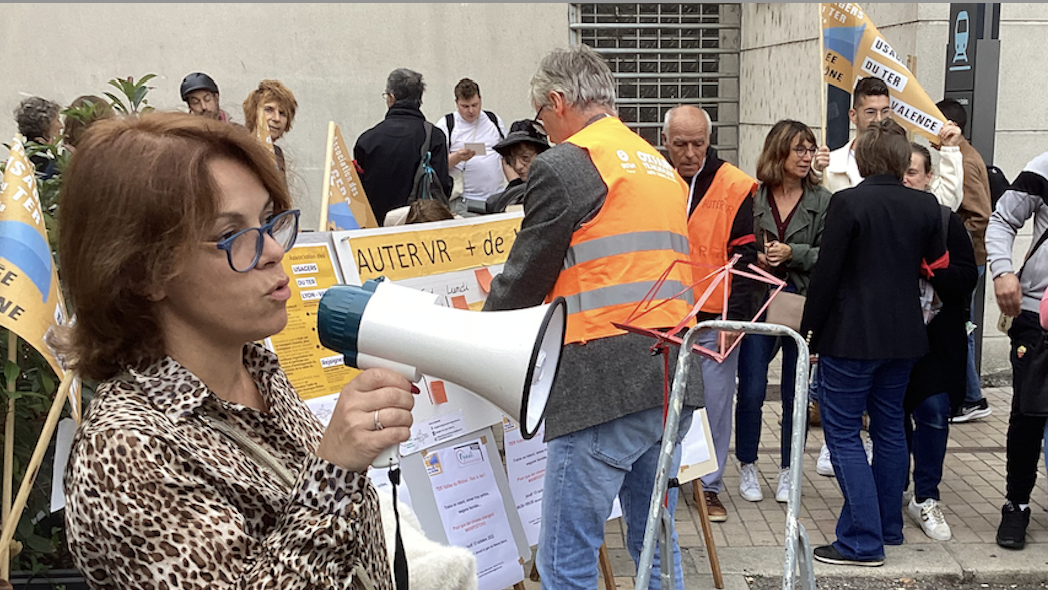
[444,111,505,141]
[987,165,1011,210]
[408,123,449,207]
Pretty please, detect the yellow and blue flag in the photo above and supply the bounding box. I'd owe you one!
[326,123,377,230]
[0,136,78,419]
[821,3,947,143]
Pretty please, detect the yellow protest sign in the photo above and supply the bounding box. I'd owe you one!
[323,123,377,231]
[821,2,946,142]
[268,241,359,400]
[349,215,521,282]
[0,137,76,416]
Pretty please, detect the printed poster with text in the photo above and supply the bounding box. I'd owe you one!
[821,3,946,142]
[425,437,525,590]
[333,212,524,451]
[268,240,358,410]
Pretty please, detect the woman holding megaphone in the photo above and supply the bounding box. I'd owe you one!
[55,113,415,590]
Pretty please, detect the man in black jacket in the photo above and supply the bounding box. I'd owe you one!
[354,68,452,226]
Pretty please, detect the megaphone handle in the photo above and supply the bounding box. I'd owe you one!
[372,445,400,470]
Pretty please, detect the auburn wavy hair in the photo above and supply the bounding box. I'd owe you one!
[55,112,292,381]
[242,80,298,134]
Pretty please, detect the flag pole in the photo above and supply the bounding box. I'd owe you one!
[2,332,16,579]
[0,370,74,568]
[818,3,828,146]
[318,121,336,231]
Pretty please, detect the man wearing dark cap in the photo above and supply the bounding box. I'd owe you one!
[180,72,234,123]
[485,119,550,213]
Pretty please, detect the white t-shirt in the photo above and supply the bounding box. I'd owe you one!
[435,110,507,202]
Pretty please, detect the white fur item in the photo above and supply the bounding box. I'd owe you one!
[376,489,478,590]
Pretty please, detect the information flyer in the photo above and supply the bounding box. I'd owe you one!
[502,417,546,546]
[269,240,359,400]
[425,437,524,590]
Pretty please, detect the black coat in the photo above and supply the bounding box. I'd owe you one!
[353,103,453,225]
[905,209,979,413]
[800,175,949,359]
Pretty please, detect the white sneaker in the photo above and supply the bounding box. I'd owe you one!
[816,444,834,477]
[775,467,791,503]
[906,497,952,541]
[863,436,874,465]
[738,462,763,502]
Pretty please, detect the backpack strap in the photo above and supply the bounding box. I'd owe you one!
[1017,178,1048,280]
[421,122,433,162]
[444,113,455,141]
[485,111,504,139]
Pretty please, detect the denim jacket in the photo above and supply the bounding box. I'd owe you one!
[753,182,832,296]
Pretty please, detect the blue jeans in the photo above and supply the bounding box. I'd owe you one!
[818,355,917,560]
[538,406,693,590]
[905,392,951,501]
[737,332,799,467]
[964,265,986,404]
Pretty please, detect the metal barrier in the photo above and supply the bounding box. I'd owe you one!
[634,320,816,590]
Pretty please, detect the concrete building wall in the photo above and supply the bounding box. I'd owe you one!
[0,3,571,229]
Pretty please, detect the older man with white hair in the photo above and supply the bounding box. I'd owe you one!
[484,45,703,590]
[662,105,760,522]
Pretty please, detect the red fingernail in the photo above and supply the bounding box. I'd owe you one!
[410,385,420,394]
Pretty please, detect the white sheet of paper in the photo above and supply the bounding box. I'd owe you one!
[369,465,414,509]
[305,393,339,427]
[50,418,78,512]
[464,142,487,156]
[401,410,468,455]
[426,438,524,590]
[679,408,709,467]
[502,417,545,546]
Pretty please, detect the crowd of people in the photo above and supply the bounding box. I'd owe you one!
[5,43,1047,590]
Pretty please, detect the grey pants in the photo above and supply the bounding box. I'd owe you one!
[698,329,741,494]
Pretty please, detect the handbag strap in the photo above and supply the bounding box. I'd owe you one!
[201,414,409,590]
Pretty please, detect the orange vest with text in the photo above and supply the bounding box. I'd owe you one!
[546,117,694,344]
[687,163,758,315]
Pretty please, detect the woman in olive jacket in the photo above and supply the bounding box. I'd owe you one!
[735,120,831,504]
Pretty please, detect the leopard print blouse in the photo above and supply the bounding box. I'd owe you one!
[64,344,392,590]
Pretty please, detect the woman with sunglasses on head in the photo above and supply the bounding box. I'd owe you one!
[58,113,414,590]
[735,119,831,504]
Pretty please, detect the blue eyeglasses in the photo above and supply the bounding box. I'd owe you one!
[214,209,300,272]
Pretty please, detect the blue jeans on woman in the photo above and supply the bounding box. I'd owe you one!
[737,331,799,467]
[538,405,693,590]
[904,391,951,501]
[818,355,917,560]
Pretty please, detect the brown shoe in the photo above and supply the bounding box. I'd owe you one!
[808,401,821,427]
[704,491,728,522]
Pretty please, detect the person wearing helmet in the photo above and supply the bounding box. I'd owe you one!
[180,72,234,123]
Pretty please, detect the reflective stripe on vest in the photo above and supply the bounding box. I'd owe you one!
[547,117,694,344]
[563,279,695,315]
[563,230,690,270]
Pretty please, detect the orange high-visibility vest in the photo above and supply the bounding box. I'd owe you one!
[547,117,694,345]
[687,163,758,315]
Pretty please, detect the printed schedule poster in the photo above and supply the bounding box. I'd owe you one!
[425,438,525,590]
[269,241,359,400]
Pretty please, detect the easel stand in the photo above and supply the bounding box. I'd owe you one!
[634,320,816,590]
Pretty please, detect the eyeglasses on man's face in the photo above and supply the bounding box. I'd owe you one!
[213,209,300,272]
[531,105,547,136]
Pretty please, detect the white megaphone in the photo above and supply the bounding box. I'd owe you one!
[317,278,566,468]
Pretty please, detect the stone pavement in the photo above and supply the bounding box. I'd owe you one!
[518,385,1048,589]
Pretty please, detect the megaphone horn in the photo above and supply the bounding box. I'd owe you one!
[318,279,566,465]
